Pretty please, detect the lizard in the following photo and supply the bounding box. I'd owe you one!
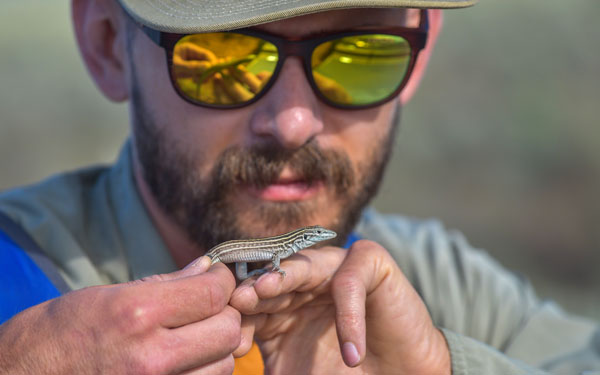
[206,225,337,280]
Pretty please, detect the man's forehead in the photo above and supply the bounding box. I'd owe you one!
[252,8,419,37]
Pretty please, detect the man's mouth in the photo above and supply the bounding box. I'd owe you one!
[246,169,322,201]
[248,181,321,201]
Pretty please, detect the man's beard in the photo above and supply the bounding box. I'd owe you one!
[131,80,398,251]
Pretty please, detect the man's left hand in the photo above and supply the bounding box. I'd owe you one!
[229,240,452,374]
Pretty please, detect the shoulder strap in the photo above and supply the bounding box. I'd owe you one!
[0,211,71,294]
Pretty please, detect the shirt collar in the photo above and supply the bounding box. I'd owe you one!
[109,139,178,279]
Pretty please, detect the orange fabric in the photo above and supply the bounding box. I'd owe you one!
[233,341,264,375]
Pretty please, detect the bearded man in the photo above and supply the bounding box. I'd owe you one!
[0,0,598,374]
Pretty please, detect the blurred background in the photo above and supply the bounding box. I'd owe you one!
[1,1,598,319]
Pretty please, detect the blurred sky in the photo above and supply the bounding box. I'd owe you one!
[1,1,599,319]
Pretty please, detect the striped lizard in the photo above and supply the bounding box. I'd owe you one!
[206,225,337,280]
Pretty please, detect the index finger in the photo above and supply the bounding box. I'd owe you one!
[230,246,346,313]
[255,246,347,295]
[330,240,397,367]
[131,262,237,328]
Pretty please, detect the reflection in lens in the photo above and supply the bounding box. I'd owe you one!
[172,33,278,105]
[312,34,411,106]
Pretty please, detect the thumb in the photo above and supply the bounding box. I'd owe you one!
[129,255,213,285]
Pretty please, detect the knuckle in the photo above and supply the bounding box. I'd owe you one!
[109,294,156,334]
[332,272,363,294]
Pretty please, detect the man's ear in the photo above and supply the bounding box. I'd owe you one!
[399,9,443,105]
[72,0,129,102]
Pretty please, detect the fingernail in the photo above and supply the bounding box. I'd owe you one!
[182,256,211,274]
[342,342,360,367]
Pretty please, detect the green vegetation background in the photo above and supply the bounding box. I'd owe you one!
[1,1,598,319]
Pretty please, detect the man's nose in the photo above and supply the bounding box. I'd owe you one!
[248,58,324,149]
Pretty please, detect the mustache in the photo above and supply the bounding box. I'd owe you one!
[211,141,355,193]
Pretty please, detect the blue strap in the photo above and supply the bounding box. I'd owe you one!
[343,232,361,249]
[0,231,61,324]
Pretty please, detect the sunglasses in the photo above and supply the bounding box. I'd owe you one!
[138,10,428,109]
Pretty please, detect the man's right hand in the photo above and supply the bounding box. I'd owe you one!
[0,260,241,375]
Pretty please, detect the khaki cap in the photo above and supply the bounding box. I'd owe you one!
[117,0,476,33]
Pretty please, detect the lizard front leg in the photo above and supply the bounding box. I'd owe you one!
[271,253,286,277]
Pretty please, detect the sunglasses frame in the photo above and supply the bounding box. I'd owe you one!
[138,10,429,110]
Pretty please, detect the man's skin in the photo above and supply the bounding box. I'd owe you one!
[0,0,452,374]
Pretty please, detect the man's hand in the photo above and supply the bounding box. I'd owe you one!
[230,240,451,375]
[0,260,243,375]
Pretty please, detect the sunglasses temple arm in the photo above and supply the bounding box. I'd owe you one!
[140,25,164,47]
[419,9,430,31]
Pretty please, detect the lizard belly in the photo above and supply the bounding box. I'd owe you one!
[218,249,275,264]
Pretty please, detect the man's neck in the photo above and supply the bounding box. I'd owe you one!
[132,152,205,269]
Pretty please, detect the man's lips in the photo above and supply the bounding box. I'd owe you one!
[246,179,322,201]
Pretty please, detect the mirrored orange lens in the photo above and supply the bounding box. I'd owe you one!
[172,33,278,105]
[311,34,412,106]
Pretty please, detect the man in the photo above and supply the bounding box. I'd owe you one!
[0,0,598,374]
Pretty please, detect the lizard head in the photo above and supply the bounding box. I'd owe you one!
[296,225,337,249]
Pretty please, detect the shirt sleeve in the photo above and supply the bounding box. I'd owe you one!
[358,211,600,374]
[0,230,61,324]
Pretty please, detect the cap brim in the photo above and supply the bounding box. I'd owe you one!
[118,0,476,33]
